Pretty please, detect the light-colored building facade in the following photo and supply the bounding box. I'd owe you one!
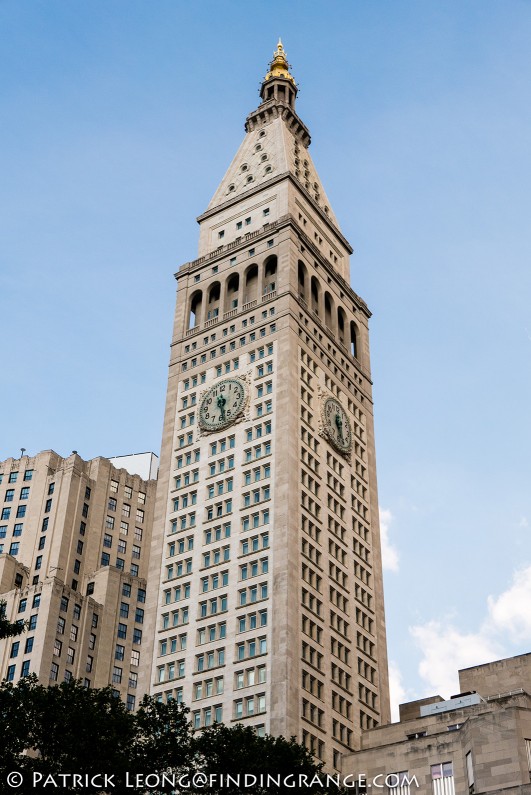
[343,653,531,794]
[144,42,390,770]
[0,449,156,710]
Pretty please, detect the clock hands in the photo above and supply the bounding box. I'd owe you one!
[335,411,344,444]
[217,393,227,421]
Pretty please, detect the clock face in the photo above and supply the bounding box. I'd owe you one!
[199,378,246,431]
[323,397,352,453]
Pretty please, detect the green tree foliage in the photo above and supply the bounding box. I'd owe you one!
[0,677,133,793]
[0,600,26,638]
[191,722,343,794]
[0,677,339,794]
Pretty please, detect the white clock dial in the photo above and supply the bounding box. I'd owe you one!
[323,397,352,453]
[199,379,246,431]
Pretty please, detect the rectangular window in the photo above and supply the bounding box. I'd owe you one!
[431,762,454,793]
[466,754,475,793]
[24,470,33,481]
[388,773,411,795]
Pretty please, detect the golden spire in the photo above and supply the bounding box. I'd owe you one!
[264,38,295,84]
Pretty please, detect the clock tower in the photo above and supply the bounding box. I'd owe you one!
[144,41,390,770]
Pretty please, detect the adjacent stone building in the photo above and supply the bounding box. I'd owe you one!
[143,41,390,771]
[342,653,531,793]
[0,450,156,710]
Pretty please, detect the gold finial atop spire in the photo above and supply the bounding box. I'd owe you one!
[264,38,295,84]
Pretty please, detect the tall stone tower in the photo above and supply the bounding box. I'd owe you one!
[144,41,390,771]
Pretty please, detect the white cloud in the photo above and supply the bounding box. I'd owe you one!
[488,564,531,642]
[410,564,531,698]
[379,508,399,572]
[410,621,501,698]
[518,516,528,528]
[388,661,408,722]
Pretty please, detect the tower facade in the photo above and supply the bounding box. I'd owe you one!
[144,42,390,770]
[0,450,156,710]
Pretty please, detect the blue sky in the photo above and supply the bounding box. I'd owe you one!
[2,1,531,716]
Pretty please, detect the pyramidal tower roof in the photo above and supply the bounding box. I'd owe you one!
[205,40,341,230]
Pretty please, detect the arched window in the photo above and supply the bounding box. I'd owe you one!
[263,255,277,296]
[350,320,359,359]
[311,276,320,317]
[324,292,335,333]
[298,261,308,303]
[244,265,258,305]
[226,273,239,310]
[207,282,221,320]
[338,307,347,346]
[189,290,203,329]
